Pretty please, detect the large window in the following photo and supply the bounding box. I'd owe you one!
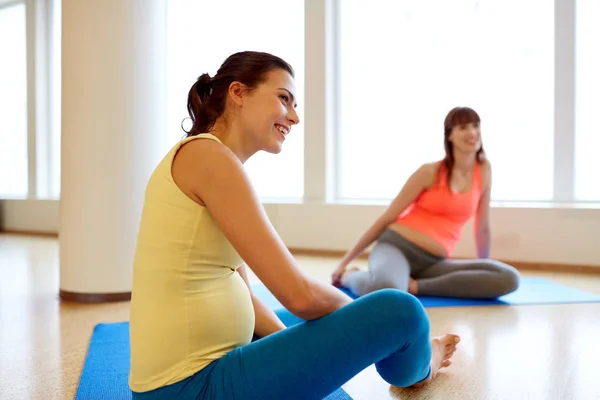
[166,0,305,200]
[337,0,554,202]
[4,0,600,207]
[0,2,28,198]
[575,0,600,201]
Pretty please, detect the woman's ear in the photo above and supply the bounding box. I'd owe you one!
[447,128,455,143]
[228,81,248,107]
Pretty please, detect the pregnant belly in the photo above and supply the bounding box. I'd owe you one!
[187,271,256,354]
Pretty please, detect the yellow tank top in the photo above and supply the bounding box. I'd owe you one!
[128,134,255,392]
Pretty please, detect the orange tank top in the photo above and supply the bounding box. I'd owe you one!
[395,162,483,256]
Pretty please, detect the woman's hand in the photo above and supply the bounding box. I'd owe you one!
[331,264,348,286]
[333,163,434,286]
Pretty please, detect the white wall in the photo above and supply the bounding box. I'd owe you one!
[264,202,600,266]
[1,199,58,233]
[3,199,599,266]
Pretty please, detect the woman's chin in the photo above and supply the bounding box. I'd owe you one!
[264,136,285,154]
[267,144,284,154]
[457,144,480,154]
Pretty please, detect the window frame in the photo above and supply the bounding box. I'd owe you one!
[4,0,599,207]
[0,0,59,200]
[0,0,29,198]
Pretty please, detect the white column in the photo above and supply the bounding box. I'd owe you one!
[553,0,576,202]
[303,0,338,203]
[59,0,167,300]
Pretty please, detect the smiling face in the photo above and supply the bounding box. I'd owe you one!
[448,121,481,154]
[235,68,300,154]
[443,107,483,158]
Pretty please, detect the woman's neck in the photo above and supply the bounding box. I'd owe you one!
[452,151,477,173]
[209,118,256,163]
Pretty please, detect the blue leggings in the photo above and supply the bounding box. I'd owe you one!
[131,289,432,400]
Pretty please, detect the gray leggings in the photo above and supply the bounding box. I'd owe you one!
[342,229,520,299]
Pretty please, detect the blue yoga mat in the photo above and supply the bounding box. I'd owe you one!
[75,322,352,400]
[253,277,600,313]
[77,278,598,399]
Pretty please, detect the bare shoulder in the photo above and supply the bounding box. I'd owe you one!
[420,161,440,174]
[479,157,491,175]
[416,162,441,188]
[175,136,239,168]
[479,158,492,188]
[171,137,246,204]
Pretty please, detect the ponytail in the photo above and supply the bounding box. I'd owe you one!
[185,73,220,136]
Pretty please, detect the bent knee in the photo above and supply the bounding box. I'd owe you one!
[494,264,521,296]
[363,289,429,331]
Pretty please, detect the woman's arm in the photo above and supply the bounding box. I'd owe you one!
[237,264,286,338]
[332,163,437,284]
[172,138,351,321]
[474,160,492,259]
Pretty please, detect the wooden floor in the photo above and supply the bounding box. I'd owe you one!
[1,234,600,400]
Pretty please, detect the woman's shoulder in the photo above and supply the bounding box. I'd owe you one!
[174,133,233,164]
[476,157,492,188]
[415,160,444,173]
[477,157,492,182]
[171,133,245,205]
[479,156,491,171]
[175,132,223,148]
[414,161,443,189]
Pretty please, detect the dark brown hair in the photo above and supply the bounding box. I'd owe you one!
[184,51,295,136]
[441,107,485,187]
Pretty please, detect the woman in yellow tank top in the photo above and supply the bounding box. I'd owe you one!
[129,51,460,400]
[332,107,520,299]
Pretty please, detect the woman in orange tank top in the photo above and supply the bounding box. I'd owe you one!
[332,107,520,299]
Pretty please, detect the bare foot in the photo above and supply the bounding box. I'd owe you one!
[408,278,418,295]
[411,334,460,388]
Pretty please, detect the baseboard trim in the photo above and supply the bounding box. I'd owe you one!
[288,248,600,275]
[59,290,132,303]
[505,262,600,275]
[2,232,598,275]
[0,229,58,237]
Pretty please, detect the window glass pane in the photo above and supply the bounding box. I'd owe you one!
[575,0,600,201]
[167,0,304,200]
[0,3,28,198]
[338,0,554,201]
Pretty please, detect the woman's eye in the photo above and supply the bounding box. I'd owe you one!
[280,95,289,103]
